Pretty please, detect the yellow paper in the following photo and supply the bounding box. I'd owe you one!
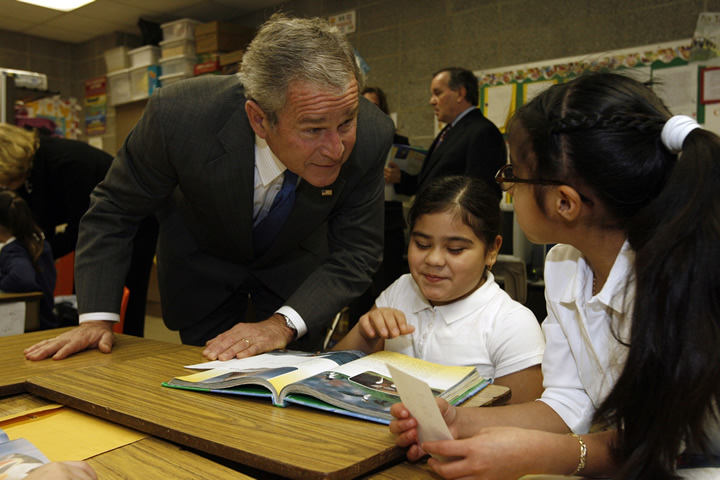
[0,404,64,423]
[1,407,147,461]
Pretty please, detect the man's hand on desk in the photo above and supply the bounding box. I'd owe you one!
[23,321,115,361]
[202,314,294,361]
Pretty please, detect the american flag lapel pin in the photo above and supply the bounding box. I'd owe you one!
[321,189,333,196]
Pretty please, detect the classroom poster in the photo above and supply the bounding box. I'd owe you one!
[483,84,516,133]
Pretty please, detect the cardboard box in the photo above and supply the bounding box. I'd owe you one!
[219,49,244,66]
[195,32,253,54]
[194,59,220,76]
[195,20,253,37]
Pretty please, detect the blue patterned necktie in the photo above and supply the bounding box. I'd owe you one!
[254,171,299,255]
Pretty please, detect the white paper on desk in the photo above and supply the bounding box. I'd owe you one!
[0,301,25,337]
[386,364,454,460]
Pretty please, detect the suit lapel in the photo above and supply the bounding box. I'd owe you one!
[211,103,256,257]
[417,110,475,187]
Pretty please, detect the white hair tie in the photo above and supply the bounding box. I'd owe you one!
[661,115,701,154]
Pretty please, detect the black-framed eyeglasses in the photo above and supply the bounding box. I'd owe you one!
[494,164,565,192]
[494,164,594,205]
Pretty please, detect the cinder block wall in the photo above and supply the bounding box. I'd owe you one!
[237,0,720,148]
[1,0,718,149]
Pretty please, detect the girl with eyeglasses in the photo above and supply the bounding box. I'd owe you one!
[389,72,720,479]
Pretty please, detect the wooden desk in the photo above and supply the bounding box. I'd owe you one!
[26,348,401,479]
[13,332,509,479]
[2,393,251,480]
[0,327,187,396]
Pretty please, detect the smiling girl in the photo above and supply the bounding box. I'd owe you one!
[333,175,545,404]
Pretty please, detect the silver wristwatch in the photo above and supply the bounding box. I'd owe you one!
[281,314,297,340]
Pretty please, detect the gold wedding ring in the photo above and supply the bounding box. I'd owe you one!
[241,338,251,346]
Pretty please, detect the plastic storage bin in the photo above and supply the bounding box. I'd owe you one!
[161,18,200,42]
[159,38,196,59]
[104,46,128,72]
[107,68,131,105]
[130,65,161,101]
[127,45,160,68]
[159,72,189,87]
[159,55,196,76]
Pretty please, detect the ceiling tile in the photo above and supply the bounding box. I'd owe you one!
[0,0,289,43]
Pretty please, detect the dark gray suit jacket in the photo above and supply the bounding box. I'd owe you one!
[395,108,506,198]
[75,75,394,345]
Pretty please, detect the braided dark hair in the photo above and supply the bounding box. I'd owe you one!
[510,72,720,479]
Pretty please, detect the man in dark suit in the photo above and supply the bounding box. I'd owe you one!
[25,14,394,362]
[386,67,506,199]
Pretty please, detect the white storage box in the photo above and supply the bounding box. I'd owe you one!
[129,65,161,101]
[103,46,128,72]
[159,38,196,59]
[127,45,160,68]
[159,55,196,76]
[159,72,189,87]
[161,18,200,42]
[107,68,131,105]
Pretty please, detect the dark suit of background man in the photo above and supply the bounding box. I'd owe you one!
[25,13,395,362]
[386,67,506,199]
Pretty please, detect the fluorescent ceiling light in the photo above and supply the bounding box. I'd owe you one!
[16,0,96,12]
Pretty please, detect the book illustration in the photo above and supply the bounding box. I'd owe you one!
[0,428,49,480]
[163,350,490,425]
[386,144,427,175]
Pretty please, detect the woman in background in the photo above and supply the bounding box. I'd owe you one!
[0,123,158,336]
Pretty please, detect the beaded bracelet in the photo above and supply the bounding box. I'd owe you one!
[568,433,587,476]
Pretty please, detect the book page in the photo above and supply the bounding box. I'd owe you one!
[0,438,49,478]
[332,351,474,391]
[174,350,365,400]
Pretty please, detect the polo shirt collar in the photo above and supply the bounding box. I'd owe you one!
[410,271,499,324]
[554,239,635,316]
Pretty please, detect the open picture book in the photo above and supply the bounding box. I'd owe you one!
[0,427,49,479]
[162,350,490,424]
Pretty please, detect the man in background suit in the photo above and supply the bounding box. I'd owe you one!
[25,14,394,362]
[386,67,506,199]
